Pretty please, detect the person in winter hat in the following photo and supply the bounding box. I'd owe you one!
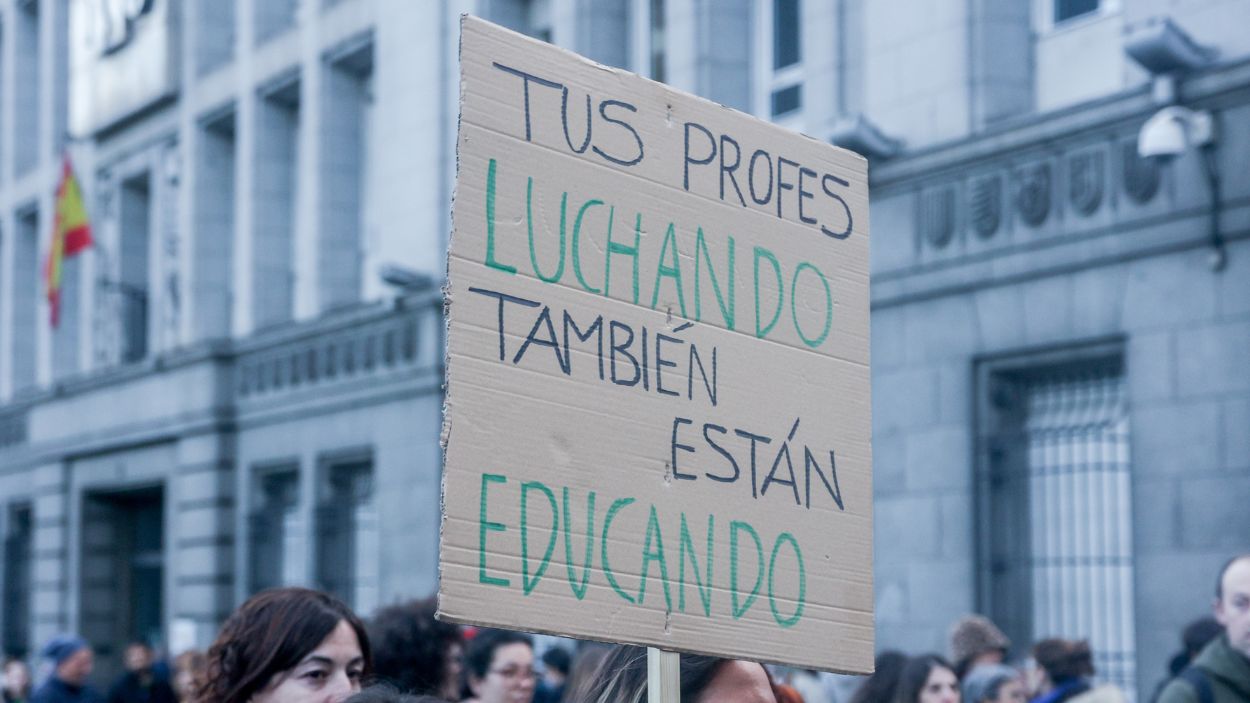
[950,616,1012,679]
[30,635,102,703]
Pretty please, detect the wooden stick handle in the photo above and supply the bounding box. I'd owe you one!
[648,647,680,703]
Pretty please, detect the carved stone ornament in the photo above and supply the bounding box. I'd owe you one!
[922,186,955,249]
[969,174,1002,239]
[1068,149,1104,216]
[1122,140,1160,204]
[1015,162,1051,227]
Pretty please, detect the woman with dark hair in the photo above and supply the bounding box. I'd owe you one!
[568,644,779,703]
[892,655,960,703]
[367,598,462,700]
[196,588,372,703]
[849,651,908,703]
[461,630,535,703]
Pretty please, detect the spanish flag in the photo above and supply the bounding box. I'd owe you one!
[45,155,93,328]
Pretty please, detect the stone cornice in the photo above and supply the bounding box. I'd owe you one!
[871,56,1250,191]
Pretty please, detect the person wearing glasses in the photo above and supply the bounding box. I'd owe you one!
[462,631,535,703]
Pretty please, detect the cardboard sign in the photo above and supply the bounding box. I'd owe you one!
[440,15,873,674]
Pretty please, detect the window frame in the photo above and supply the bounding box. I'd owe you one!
[314,448,378,612]
[754,0,805,129]
[246,460,304,594]
[972,336,1134,682]
[1036,0,1121,33]
[630,0,666,82]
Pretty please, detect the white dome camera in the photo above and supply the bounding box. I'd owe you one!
[1138,105,1215,162]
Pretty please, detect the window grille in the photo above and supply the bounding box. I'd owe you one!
[979,359,1135,696]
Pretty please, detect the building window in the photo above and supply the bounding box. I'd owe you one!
[773,0,800,70]
[195,0,236,76]
[316,457,378,614]
[649,0,665,82]
[253,77,300,329]
[757,0,803,123]
[631,0,666,82]
[1054,0,1100,24]
[489,0,552,44]
[118,174,151,363]
[770,84,802,117]
[255,0,298,46]
[1041,0,1119,30]
[2,504,33,658]
[15,0,39,176]
[977,354,1136,694]
[320,37,373,311]
[13,208,38,392]
[249,468,304,593]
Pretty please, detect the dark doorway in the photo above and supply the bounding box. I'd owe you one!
[80,487,164,684]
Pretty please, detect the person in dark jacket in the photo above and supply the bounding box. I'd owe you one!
[1158,554,1250,703]
[107,643,176,703]
[30,635,102,703]
[532,648,570,703]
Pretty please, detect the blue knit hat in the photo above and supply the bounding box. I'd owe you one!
[41,635,88,665]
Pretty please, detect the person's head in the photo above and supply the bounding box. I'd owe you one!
[949,616,1010,679]
[41,635,93,686]
[570,644,777,703]
[960,665,1024,703]
[539,648,570,688]
[197,588,372,703]
[174,651,207,702]
[341,684,443,703]
[124,643,154,673]
[3,659,31,697]
[1214,554,1250,659]
[464,629,535,703]
[893,655,959,703]
[367,598,463,699]
[1030,639,1092,691]
[849,650,908,703]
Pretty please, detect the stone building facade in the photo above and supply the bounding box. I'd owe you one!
[0,0,1247,699]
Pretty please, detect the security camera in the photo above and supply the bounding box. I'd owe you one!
[1138,105,1214,162]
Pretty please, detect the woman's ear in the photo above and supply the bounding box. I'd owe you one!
[468,675,483,697]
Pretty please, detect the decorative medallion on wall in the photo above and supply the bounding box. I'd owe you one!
[1015,162,1051,227]
[969,174,1002,239]
[1068,149,1104,216]
[1122,140,1160,204]
[922,186,955,249]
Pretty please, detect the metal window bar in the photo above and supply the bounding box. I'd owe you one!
[1024,371,1135,696]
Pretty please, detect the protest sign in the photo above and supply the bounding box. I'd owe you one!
[440,15,873,674]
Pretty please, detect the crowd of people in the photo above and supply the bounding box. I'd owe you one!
[0,554,1245,703]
